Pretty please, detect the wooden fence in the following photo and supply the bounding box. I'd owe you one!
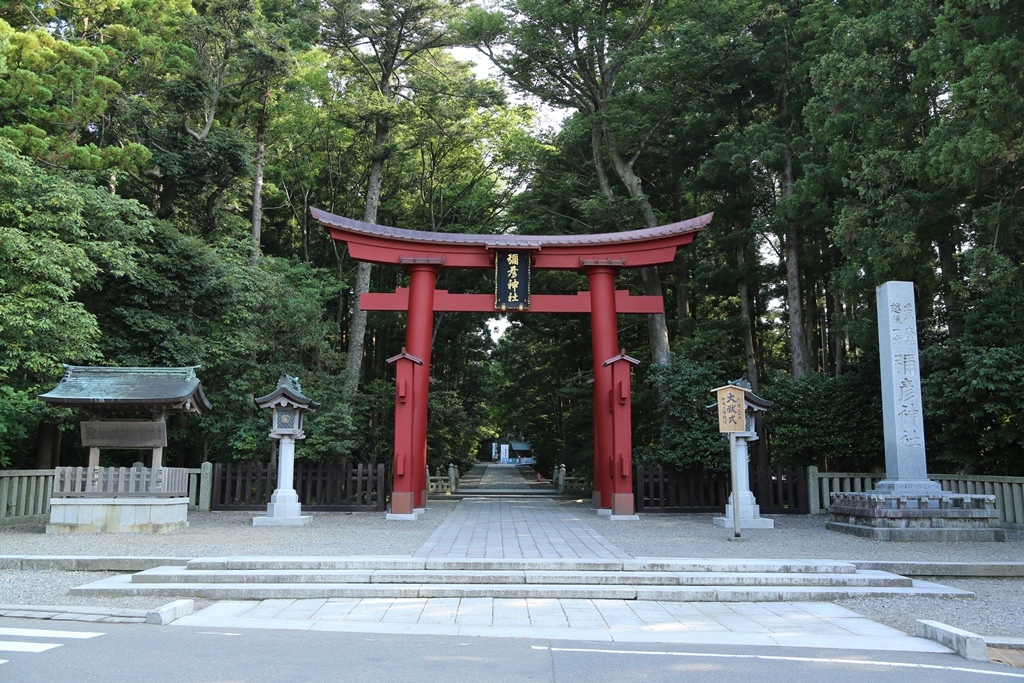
[808,468,1024,528]
[52,466,190,497]
[635,465,808,514]
[211,462,388,512]
[0,470,54,525]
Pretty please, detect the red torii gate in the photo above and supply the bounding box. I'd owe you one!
[313,208,710,517]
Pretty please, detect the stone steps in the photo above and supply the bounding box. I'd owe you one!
[129,567,911,588]
[67,556,973,602]
[182,557,861,572]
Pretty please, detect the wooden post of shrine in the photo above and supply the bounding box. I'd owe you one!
[604,350,640,518]
[387,348,422,518]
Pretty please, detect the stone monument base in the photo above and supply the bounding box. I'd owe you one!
[46,497,189,533]
[827,491,1005,542]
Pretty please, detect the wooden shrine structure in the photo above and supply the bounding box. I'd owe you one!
[313,208,711,517]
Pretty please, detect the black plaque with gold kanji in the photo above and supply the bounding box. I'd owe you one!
[495,251,530,310]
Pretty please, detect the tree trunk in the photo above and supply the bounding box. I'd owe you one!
[251,84,270,266]
[33,421,60,469]
[602,125,671,364]
[674,258,692,339]
[782,143,811,379]
[737,240,759,392]
[936,237,962,339]
[173,413,188,467]
[344,112,390,397]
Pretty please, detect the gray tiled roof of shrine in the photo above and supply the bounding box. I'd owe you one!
[38,365,212,411]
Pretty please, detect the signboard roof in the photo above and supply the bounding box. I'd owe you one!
[38,365,211,412]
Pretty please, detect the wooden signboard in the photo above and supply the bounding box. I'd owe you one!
[81,421,167,448]
[713,386,747,433]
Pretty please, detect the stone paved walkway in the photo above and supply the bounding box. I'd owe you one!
[457,463,536,490]
[414,496,630,559]
[172,597,948,652]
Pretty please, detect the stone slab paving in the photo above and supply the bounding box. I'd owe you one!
[458,464,535,490]
[171,596,950,653]
[413,496,630,560]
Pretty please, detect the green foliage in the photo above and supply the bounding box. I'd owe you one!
[0,140,153,466]
[921,256,1024,475]
[761,364,884,471]
[0,20,151,171]
[638,353,729,470]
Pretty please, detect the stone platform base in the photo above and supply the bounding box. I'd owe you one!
[713,516,775,529]
[828,492,1006,542]
[46,497,188,534]
[253,516,311,526]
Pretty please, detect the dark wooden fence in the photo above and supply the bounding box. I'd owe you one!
[635,465,807,514]
[212,462,388,512]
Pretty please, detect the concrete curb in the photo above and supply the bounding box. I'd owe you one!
[915,619,989,661]
[986,637,1024,650]
[146,599,195,625]
[0,556,190,571]
[853,561,1024,578]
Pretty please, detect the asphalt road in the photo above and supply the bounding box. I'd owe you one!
[1,617,1021,683]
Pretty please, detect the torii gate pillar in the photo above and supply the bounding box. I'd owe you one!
[586,266,618,510]
[387,263,437,516]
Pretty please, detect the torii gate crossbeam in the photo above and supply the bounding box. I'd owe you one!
[314,208,711,517]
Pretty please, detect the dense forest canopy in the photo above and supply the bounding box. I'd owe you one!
[1,0,1021,478]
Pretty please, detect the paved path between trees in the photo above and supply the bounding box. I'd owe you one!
[413,496,630,559]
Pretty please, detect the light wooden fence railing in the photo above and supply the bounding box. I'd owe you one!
[808,467,1024,528]
[0,470,54,525]
[52,466,190,497]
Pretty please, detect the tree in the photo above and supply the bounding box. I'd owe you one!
[321,0,466,395]
[464,0,753,364]
[0,140,153,466]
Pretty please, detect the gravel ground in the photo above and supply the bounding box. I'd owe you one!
[0,502,458,558]
[2,499,1022,637]
[837,578,1024,638]
[572,504,1024,562]
[0,570,214,613]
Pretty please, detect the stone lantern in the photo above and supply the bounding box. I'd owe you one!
[708,378,773,532]
[253,374,319,526]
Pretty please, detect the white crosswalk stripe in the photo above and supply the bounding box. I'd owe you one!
[0,625,104,667]
[0,627,104,639]
[0,641,63,653]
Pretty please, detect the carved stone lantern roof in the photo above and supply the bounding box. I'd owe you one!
[38,365,212,413]
[255,374,320,412]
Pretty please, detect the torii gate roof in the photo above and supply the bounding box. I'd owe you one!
[312,208,711,270]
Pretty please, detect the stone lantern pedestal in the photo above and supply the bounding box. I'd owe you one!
[713,432,774,530]
[253,374,318,527]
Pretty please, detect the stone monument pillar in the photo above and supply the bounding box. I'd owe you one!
[874,281,941,496]
[826,281,1004,541]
